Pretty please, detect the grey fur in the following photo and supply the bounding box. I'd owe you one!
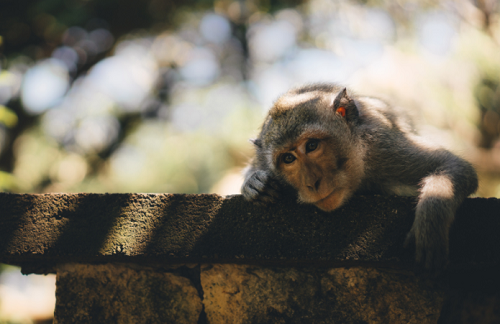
[241,83,478,273]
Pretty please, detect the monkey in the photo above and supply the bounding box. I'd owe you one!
[241,83,478,273]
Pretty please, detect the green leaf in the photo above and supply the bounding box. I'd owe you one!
[0,105,18,128]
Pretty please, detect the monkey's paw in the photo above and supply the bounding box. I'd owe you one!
[241,170,281,206]
[404,222,449,276]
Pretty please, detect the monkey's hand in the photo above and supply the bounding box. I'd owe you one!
[404,198,453,275]
[241,170,282,206]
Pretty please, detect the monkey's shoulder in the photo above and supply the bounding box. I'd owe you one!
[356,96,417,135]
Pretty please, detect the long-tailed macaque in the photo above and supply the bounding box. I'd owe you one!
[241,83,478,272]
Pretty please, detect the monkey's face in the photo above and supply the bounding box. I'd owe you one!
[256,85,364,211]
[274,131,357,212]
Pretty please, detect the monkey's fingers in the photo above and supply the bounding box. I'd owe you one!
[241,184,263,202]
[409,237,449,276]
[242,181,280,206]
[252,179,281,199]
[242,186,278,203]
[254,190,279,204]
[249,179,280,198]
[422,239,449,275]
[404,228,447,275]
[250,171,281,195]
[253,171,281,191]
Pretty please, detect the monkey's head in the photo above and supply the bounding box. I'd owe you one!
[253,84,366,212]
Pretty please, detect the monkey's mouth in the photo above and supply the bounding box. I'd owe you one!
[315,189,336,203]
[313,188,345,212]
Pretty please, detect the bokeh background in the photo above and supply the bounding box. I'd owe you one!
[1,0,500,322]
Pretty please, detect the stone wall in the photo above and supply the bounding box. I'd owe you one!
[1,193,499,323]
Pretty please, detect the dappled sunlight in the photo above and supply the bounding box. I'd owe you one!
[248,19,297,62]
[200,13,232,44]
[89,55,157,111]
[21,59,70,114]
[179,47,220,86]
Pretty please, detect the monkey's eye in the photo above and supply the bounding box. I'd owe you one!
[282,153,296,164]
[306,139,319,153]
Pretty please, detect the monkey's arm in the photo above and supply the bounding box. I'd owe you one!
[241,159,282,205]
[383,139,478,273]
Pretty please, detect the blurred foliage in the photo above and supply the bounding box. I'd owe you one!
[476,77,500,148]
[0,0,500,200]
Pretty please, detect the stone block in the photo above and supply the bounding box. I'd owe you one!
[54,264,202,324]
[201,264,444,324]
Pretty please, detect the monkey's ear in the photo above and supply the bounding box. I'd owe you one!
[250,138,262,148]
[333,88,359,122]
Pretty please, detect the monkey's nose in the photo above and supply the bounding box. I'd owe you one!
[307,179,321,192]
